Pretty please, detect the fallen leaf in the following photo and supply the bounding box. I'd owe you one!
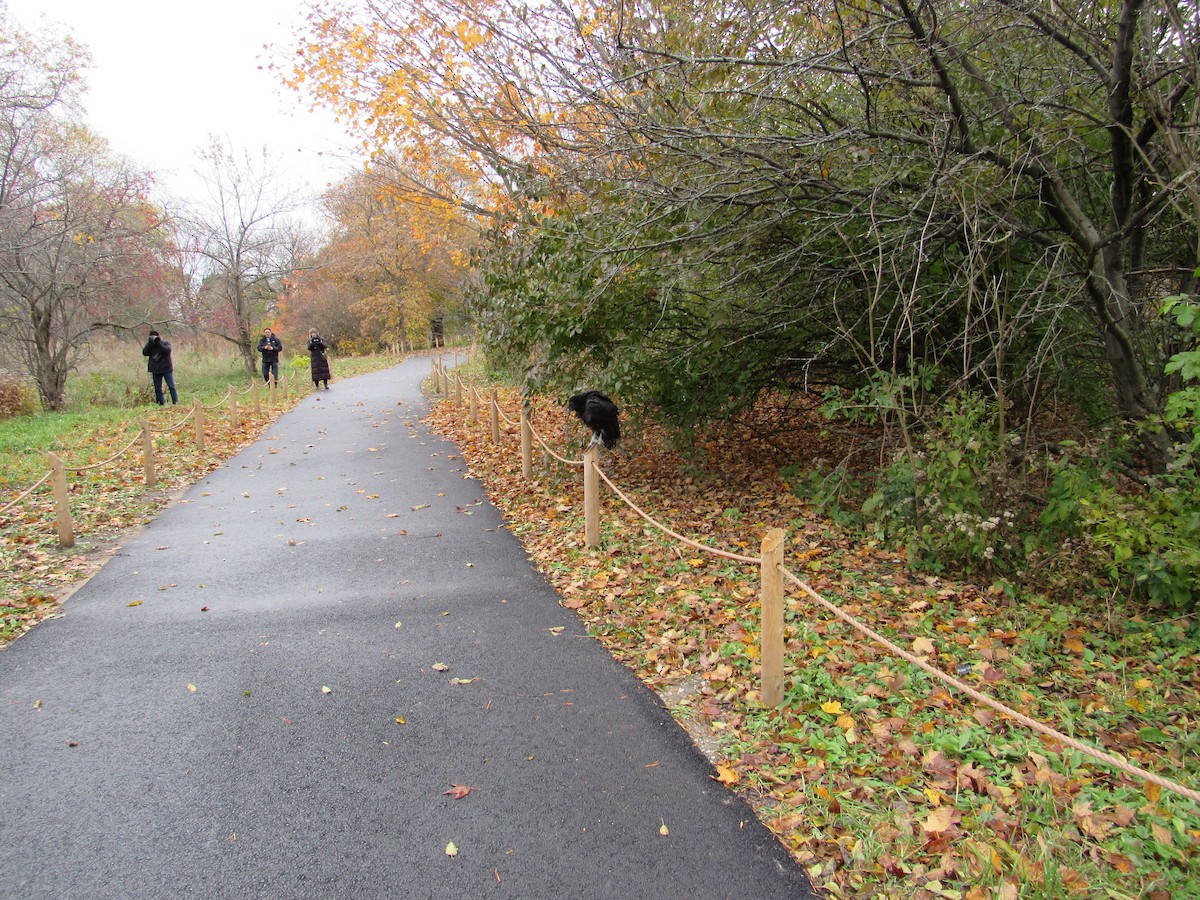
[445,841,458,857]
[321,685,332,694]
[912,637,936,656]
[714,764,740,785]
[395,716,407,725]
[659,818,670,836]
[444,784,472,799]
[922,806,959,834]
[126,600,142,607]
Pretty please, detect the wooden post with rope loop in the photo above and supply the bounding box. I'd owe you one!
[584,445,600,548]
[520,406,533,479]
[760,528,786,707]
[193,399,205,451]
[46,452,74,549]
[142,421,156,487]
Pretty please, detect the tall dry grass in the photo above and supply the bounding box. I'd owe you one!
[66,334,251,409]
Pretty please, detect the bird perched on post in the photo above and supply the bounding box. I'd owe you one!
[567,390,621,450]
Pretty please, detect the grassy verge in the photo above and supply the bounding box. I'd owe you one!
[425,377,1200,899]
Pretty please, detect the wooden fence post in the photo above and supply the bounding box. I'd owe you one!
[584,445,600,547]
[228,385,238,433]
[468,380,478,424]
[760,528,786,707]
[520,405,533,479]
[193,398,205,450]
[490,389,500,442]
[269,374,277,407]
[142,420,156,487]
[252,378,262,417]
[46,452,74,549]
[455,372,463,406]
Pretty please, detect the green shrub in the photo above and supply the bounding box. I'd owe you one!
[861,392,1022,575]
[782,463,866,530]
[1036,293,1200,610]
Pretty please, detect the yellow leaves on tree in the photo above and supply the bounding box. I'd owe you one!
[282,0,597,225]
[282,166,472,349]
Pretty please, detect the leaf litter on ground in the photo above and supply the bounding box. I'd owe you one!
[425,384,1200,900]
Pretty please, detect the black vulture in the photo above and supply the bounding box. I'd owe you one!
[567,390,620,450]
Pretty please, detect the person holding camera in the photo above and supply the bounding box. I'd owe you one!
[307,328,332,390]
[142,329,178,405]
[257,327,283,384]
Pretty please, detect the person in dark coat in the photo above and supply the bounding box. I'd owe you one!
[307,329,332,390]
[142,329,178,405]
[257,327,283,383]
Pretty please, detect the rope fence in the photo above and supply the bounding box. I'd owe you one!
[1,373,302,549]
[0,471,50,516]
[432,362,1200,807]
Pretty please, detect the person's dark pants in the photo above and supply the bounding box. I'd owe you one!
[262,360,279,383]
[152,372,177,405]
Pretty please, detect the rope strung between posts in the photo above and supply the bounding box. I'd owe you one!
[593,463,759,565]
[780,568,1200,805]
[0,472,51,515]
[495,401,518,428]
[151,406,196,433]
[527,420,584,466]
[69,429,144,472]
[468,390,1200,804]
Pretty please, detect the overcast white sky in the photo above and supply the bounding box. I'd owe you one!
[7,0,362,215]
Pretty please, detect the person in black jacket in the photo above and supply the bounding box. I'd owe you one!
[307,329,332,390]
[142,329,178,405]
[257,327,283,383]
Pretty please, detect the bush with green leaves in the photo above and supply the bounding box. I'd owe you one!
[860,391,1022,576]
[1038,295,1200,610]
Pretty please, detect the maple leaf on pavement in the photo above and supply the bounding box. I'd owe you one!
[444,784,473,800]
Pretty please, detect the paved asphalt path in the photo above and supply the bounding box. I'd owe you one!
[0,357,812,899]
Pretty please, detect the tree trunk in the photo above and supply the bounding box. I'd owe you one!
[1090,253,1170,472]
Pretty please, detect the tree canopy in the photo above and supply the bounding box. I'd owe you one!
[291,0,1199,461]
[0,8,170,409]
